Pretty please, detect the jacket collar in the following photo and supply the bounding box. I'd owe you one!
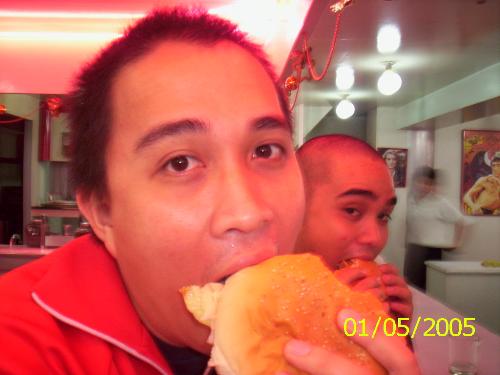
[32,235,172,375]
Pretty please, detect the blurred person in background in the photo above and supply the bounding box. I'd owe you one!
[405,166,469,291]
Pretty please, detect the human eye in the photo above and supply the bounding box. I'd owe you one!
[252,143,286,160]
[378,212,392,223]
[161,154,203,175]
[343,207,361,218]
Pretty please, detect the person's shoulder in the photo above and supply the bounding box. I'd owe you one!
[0,238,96,324]
[433,193,454,206]
[0,249,61,324]
[472,175,489,184]
[0,236,100,312]
[0,242,97,372]
[0,254,62,366]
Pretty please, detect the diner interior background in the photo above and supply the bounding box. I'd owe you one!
[0,0,499,333]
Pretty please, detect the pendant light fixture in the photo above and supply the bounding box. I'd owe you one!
[335,64,355,90]
[335,96,355,119]
[377,62,402,96]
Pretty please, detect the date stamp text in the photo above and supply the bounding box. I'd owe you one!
[343,317,476,339]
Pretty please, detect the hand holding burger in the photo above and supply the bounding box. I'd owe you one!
[181,254,419,375]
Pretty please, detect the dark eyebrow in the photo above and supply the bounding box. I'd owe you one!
[135,119,207,152]
[338,189,398,206]
[338,189,376,199]
[253,116,291,133]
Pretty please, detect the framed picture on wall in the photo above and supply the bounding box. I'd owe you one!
[461,130,500,216]
[377,147,408,188]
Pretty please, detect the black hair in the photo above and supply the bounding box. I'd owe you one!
[67,6,290,200]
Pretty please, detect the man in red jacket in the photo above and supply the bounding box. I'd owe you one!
[0,7,419,375]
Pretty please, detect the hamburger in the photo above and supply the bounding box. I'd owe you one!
[181,253,388,375]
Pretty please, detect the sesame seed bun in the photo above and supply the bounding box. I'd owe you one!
[182,253,388,375]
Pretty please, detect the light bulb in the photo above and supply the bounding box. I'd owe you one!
[377,68,402,95]
[335,65,354,90]
[335,99,355,119]
[377,24,401,53]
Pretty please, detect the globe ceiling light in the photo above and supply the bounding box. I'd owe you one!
[335,65,355,90]
[377,24,401,54]
[377,65,402,96]
[335,98,355,120]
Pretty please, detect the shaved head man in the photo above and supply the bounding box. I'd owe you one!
[295,135,413,319]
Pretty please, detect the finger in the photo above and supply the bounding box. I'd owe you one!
[357,286,388,303]
[351,276,381,291]
[381,273,406,287]
[384,286,412,302]
[335,268,367,286]
[389,301,413,320]
[372,289,389,304]
[282,339,370,375]
[336,310,421,375]
[378,263,399,275]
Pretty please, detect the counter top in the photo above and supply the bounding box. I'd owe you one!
[31,207,80,218]
[425,260,500,274]
[0,245,55,256]
[411,287,500,374]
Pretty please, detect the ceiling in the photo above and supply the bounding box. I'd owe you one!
[0,0,311,94]
[282,0,500,117]
[0,0,499,120]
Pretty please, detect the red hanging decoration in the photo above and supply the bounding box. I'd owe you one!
[46,97,63,117]
[284,0,352,111]
[284,76,299,92]
[39,100,51,161]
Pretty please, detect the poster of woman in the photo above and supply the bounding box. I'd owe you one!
[377,148,408,188]
[462,130,500,216]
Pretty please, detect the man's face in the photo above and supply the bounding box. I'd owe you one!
[492,161,500,177]
[296,153,396,267]
[95,41,305,351]
[415,176,434,197]
[385,153,397,169]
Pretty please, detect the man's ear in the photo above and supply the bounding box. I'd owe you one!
[76,190,117,258]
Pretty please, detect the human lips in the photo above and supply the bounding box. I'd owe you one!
[215,246,278,284]
[342,253,374,263]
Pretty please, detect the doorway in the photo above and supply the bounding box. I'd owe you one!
[0,113,25,244]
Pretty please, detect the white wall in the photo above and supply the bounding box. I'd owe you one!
[305,110,366,142]
[368,107,411,272]
[293,103,332,146]
[396,63,500,129]
[434,113,500,261]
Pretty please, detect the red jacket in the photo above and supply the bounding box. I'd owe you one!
[0,235,174,375]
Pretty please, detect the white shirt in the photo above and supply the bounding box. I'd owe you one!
[406,192,465,249]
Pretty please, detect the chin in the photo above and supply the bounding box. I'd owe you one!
[184,321,212,353]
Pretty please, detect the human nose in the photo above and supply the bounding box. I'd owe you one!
[358,220,386,251]
[210,165,274,237]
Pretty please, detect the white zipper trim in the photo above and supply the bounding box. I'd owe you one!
[32,292,170,375]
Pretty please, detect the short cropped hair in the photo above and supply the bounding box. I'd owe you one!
[67,7,290,200]
[297,134,383,187]
[413,166,437,181]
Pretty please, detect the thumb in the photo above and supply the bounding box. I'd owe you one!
[337,309,421,375]
[282,339,370,375]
